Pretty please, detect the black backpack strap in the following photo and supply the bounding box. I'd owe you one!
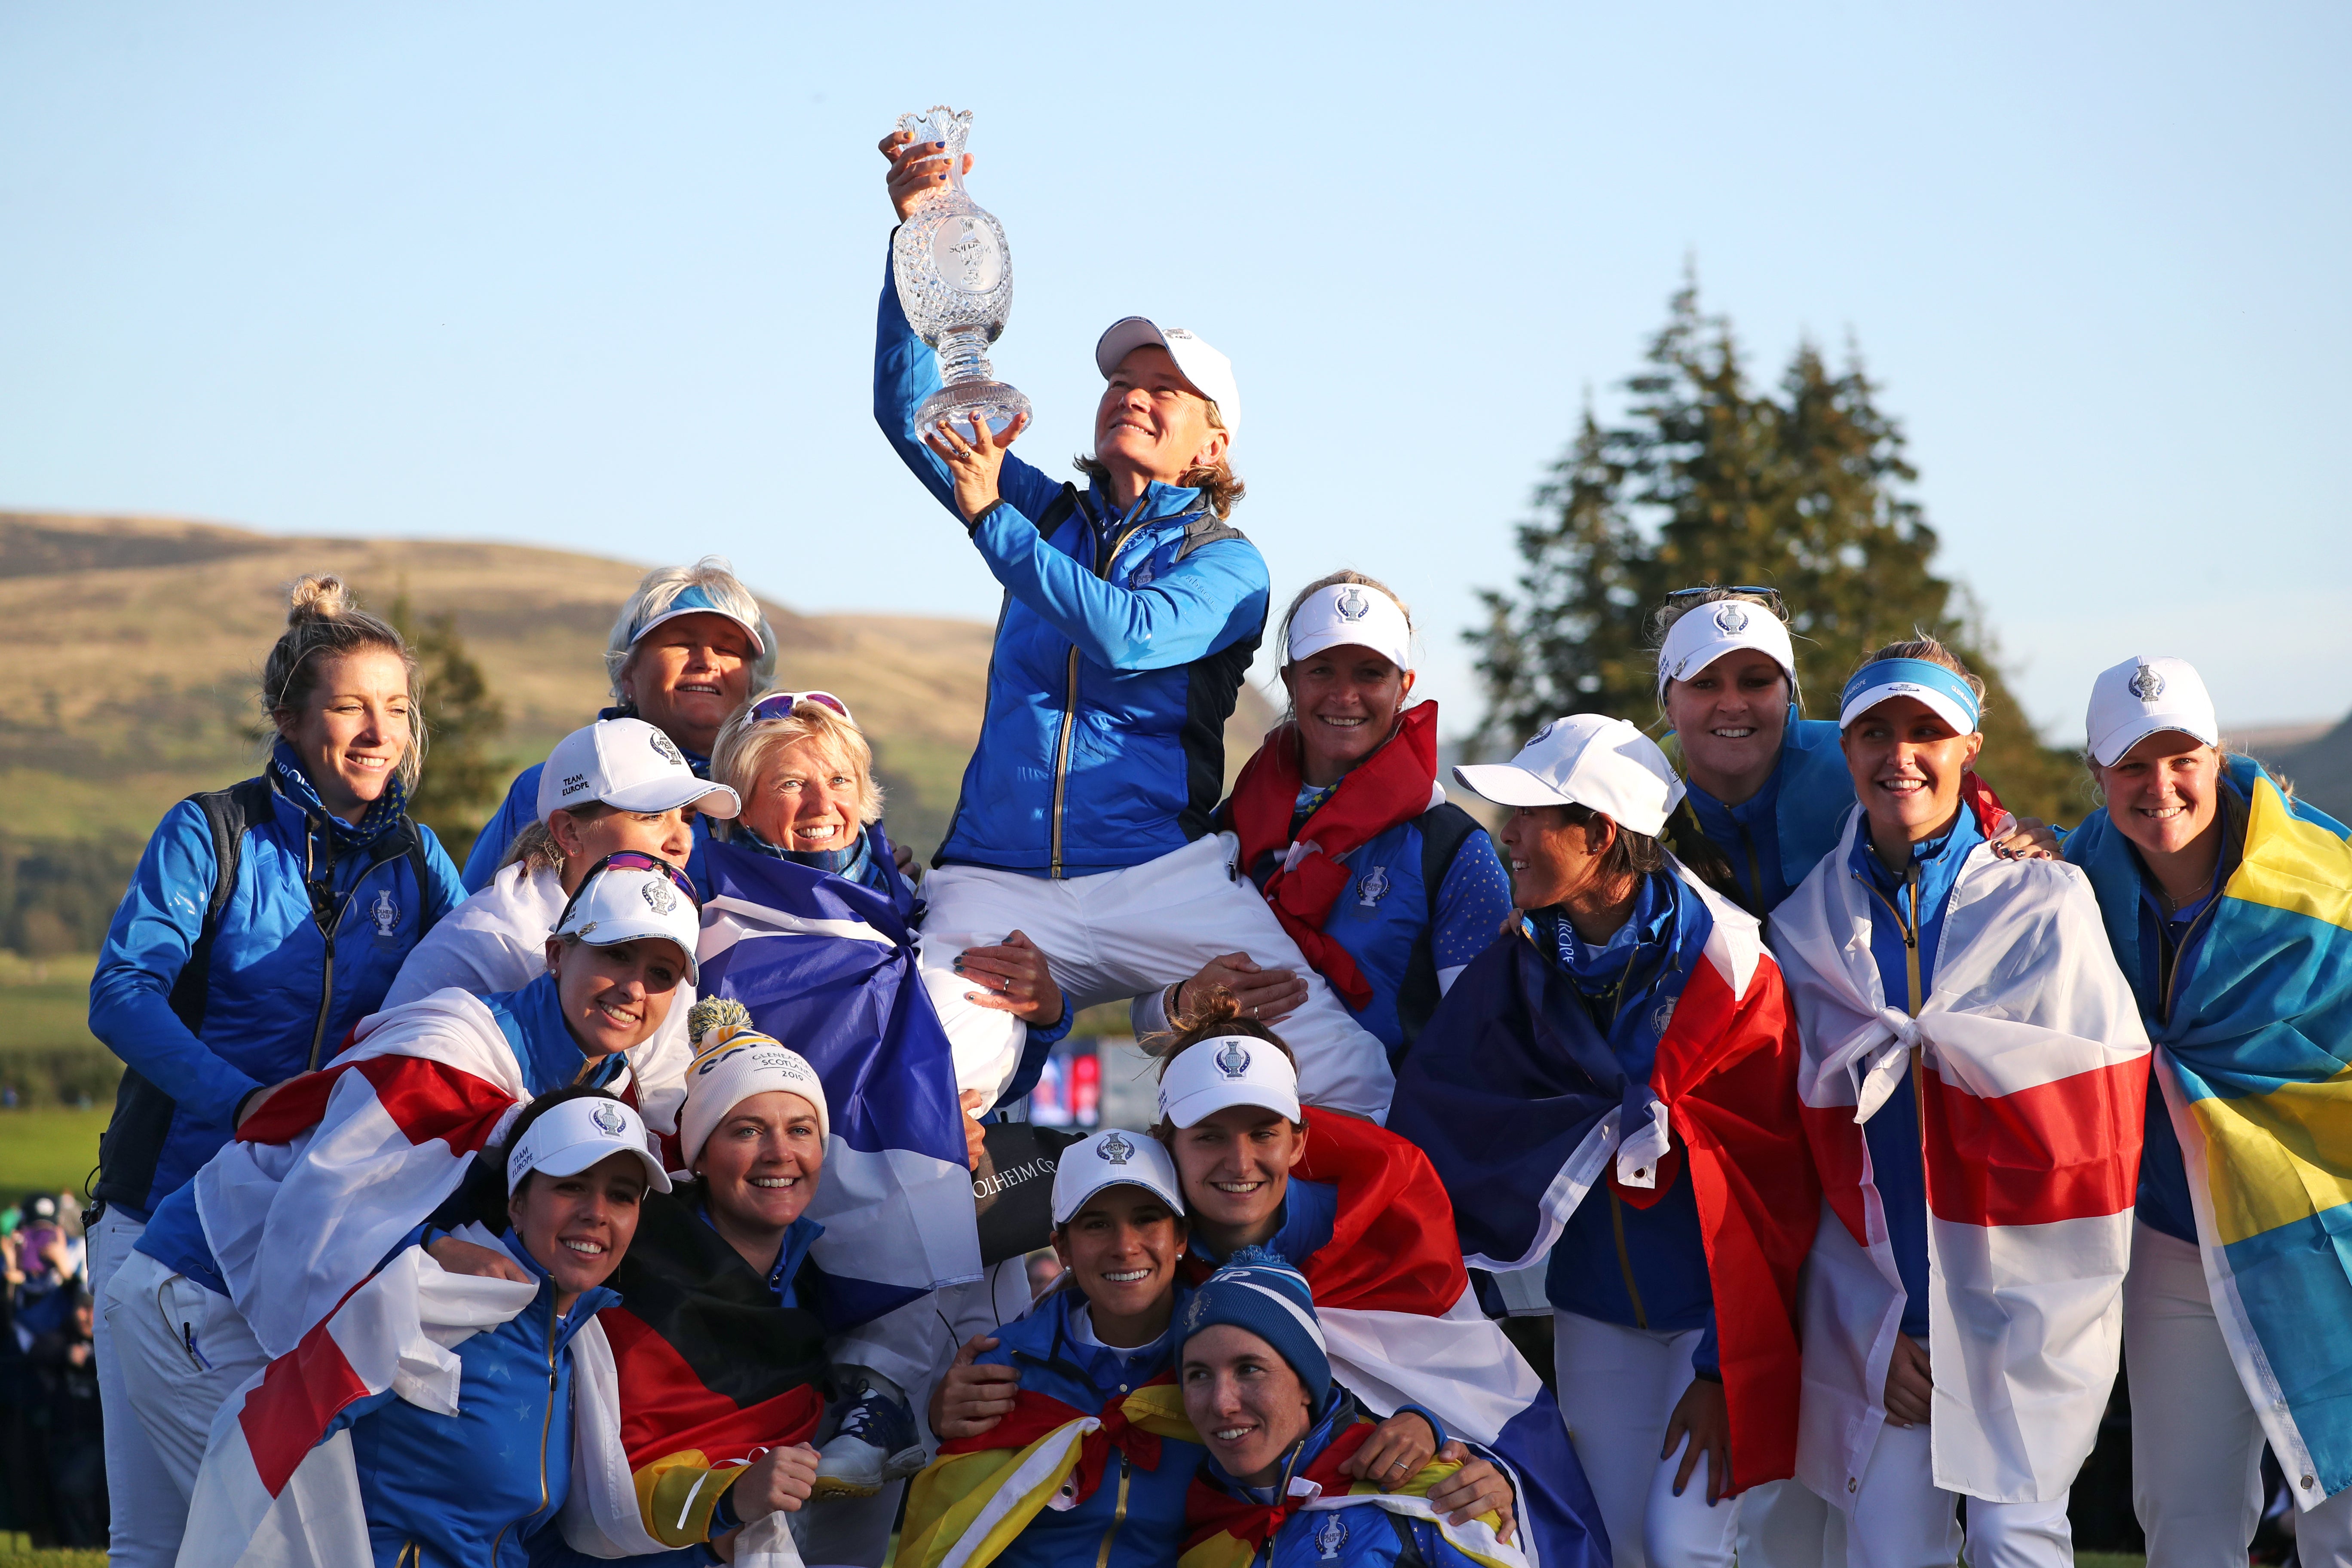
[1033,484,1081,538]
[1660,798,1751,913]
[400,816,445,938]
[1394,802,1487,1060]
[1173,513,1246,564]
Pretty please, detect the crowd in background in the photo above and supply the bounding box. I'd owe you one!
[34,126,2352,1568]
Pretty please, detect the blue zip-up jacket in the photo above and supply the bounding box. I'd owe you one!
[135,972,627,1295]
[90,772,466,1219]
[1193,1394,1488,1568]
[1534,876,1720,1372]
[1668,718,1853,916]
[326,1231,713,1568]
[874,252,1270,877]
[971,1282,1203,1568]
[1846,804,1985,1339]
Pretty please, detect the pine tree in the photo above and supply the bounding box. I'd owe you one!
[1470,278,2088,824]
[389,593,509,862]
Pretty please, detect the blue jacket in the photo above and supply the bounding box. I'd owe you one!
[1193,1395,1489,1568]
[1527,875,1719,1371]
[1845,804,1986,1338]
[874,253,1269,876]
[1668,718,1853,915]
[90,772,466,1219]
[328,1232,711,1568]
[976,1282,1204,1568]
[135,972,628,1294]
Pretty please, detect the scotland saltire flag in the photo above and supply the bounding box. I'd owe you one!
[697,841,978,1324]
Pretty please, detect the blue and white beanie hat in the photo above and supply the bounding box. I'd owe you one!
[1180,1246,1332,1417]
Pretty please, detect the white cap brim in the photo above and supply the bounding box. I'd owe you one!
[524,1135,672,1194]
[566,922,698,986]
[1451,762,1575,810]
[630,603,766,658]
[2090,715,2220,769]
[1160,1076,1302,1130]
[1050,1131,1186,1227]
[597,776,742,820]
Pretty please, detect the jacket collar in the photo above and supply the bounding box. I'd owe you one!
[1085,476,1209,530]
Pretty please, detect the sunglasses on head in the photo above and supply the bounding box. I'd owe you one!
[1666,584,1785,616]
[734,690,855,731]
[555,850,701,931]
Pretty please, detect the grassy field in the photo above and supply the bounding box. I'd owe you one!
[0,1107,107,1201]
[0,1539,106,1566]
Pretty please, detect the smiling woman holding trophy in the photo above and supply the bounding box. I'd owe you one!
[872,108,1393,1125]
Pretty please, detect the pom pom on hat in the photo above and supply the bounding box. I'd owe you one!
[688,995,753,1047]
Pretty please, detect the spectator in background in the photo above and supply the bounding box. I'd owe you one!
[30,1288,106,1548]
[1129,574,1510,1068]
[86,574,463,1568]
[386,716,742,1137]
[462,558,776,889]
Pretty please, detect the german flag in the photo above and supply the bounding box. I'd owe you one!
[599,1183,831,1547]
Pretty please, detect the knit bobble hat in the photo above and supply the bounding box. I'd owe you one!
[677,996,829,1170]
[1179,1247,1332,1418]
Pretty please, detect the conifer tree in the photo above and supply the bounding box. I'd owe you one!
[389,593,508,861]
[1470,278,2086,823]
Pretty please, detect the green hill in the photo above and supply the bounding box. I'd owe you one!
[0,509,1275,953]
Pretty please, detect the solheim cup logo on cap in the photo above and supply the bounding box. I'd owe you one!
[1336,586,1370,622]
[1215,1040,1253,1079]
[2131,665,2167,701]
[643,878,679,917]
[649,729,686,766]
[1713,602,1751,634]
[590,1102,628,1136]
[1531,720,1557,745]
[1098,1131,1135,1166]
[1316,1515,1349,1561]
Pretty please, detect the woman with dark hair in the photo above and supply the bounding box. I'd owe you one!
[1393,715,1819,1568]
[86,574,465,1568]
[1771,638,2148,1568]
[1132,573,1511,1066]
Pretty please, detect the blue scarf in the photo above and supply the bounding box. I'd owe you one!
[731,820,876,885]
[269,740,410,851]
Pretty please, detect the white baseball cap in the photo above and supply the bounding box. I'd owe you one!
[553,860,703,985]
[1095,318,1241,438]
[505,1094,673,1195]
[1655,597,1797,699]
[1050,1128,1186,1227]
[537,718,742,823]
[1286,582,1413,671]
[2086,655,2220,768]
[1158,1036,1301,1130]
[1452,715,1686,837]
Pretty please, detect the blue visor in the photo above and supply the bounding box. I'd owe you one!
[628,583,765,656]
[1838,658,1981,735]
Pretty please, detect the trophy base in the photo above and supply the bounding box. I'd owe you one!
[916,379,1033,438]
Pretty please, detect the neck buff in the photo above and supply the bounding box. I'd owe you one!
[1225,703,1440,1010]
[732,819,873,883]
[269,739,410,850]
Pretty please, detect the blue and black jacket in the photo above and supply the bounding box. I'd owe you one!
[89,756,466,1219]
[874,253,1270,877]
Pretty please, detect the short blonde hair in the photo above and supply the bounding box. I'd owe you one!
[710,695,885,836]
[606,558,779,702]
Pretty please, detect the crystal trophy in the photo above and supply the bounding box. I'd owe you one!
[892,104,1032,435]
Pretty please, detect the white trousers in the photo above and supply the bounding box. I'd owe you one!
[2125,1220,2352,1568]
[102,1249,270,1510]
[918,832,1394,1118]
[1553,1312,1744,1568]
[1822,1418,2071,1568]
[95,1210,188,1568]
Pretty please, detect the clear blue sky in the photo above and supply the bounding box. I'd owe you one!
[3,3,2346,743]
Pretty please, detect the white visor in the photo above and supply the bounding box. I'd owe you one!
[2086,655,2220,768]
[1655,600,1796,698]
[1286,583,1412,671]
[1050,1129,1186,1227]
[1158,1036,1302,1130]
[506,1095,673,1195]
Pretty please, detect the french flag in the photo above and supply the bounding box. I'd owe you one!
[1769,812,2150,1508]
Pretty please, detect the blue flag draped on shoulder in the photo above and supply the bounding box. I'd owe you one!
[696,840,978,1326]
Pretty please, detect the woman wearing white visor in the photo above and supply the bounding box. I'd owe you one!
[1132,574,1511,1066]
[2063,656,2352,1567]
[1769,639,2147,1568]
[388,716,741,1134]
[108,856,703,1514]
[1647,587,2053,916]
[1393,715,1817,1568]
